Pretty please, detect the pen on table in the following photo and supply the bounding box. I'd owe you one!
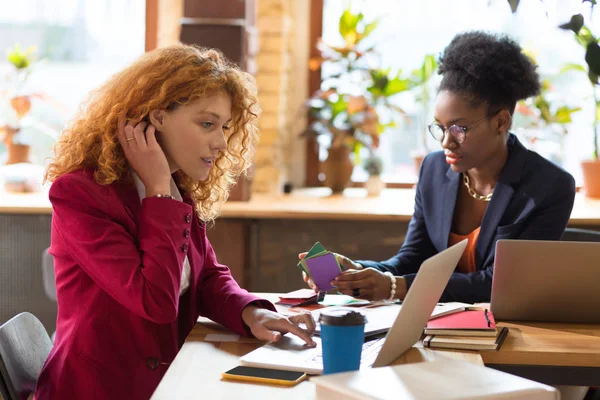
[484,308,491,327]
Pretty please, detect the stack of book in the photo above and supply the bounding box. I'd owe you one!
[423,309,508,351]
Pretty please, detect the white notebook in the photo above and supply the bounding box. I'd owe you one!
[311,358,558,400]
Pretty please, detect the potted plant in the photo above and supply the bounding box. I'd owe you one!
[0,44,60,192]
[364,153,384,196]
[1,44,37,165]
[509,1,600,197]
[304,7,408,193]
[560,17,600,197]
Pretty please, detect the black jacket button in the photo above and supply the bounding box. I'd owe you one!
[146,357,159,370]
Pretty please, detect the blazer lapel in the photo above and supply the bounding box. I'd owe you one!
[475,134,527,265]
[475,181,514,263]
[440,166,460,250]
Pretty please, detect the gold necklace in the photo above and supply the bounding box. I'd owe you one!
[463,173,493,202]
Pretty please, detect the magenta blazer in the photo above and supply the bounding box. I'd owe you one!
[35,170,274,400]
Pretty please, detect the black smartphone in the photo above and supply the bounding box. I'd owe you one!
[222,366,307,386]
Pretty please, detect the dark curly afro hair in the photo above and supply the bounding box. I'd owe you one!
[438,31,541,115]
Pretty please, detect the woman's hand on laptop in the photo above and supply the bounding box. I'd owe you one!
[242,305,317,347]
[298,252,362,292]
[333,269,408,301]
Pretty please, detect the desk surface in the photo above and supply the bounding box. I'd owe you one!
[150,294,600,399]
[3,188,600,225]
[484,321,600,367]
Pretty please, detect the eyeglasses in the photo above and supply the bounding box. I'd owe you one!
[427,117,489,144]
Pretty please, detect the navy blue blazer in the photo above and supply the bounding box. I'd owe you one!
[359,134,576,303]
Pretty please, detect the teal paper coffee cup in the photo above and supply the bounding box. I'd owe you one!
[319,309,367,374]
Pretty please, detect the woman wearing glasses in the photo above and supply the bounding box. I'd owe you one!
[302,31,576,303]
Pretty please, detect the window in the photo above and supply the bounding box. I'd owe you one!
[320,0,599,185]
[0,0,145,165]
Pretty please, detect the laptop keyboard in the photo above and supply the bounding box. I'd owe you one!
[306,338,385,367]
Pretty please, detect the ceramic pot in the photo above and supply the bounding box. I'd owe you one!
[322,145,353,194]
[365,175,385,196]
[581,160,600,198]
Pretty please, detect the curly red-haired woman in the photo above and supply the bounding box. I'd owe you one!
[35,44,315,400]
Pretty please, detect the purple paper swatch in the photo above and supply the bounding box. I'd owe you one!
[304,253,341,291]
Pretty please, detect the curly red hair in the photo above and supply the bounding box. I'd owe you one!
[45,44,260,222]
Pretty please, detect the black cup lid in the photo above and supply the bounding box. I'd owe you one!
[319,309,367,326]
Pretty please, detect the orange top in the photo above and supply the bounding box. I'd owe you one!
[448,227,481,274]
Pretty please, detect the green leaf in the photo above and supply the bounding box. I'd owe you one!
[331,96,348,119]
[339,9,363,45]
[508,0,520,13]
[585,41,600,76]
[560,63,587,73]
[583,0,597,5]
[535,97,552,123]
[369,68,391,96]
[6,44,35,69]
[367,86,383,97]
[540,79,552,92]
[339,9,353,38]
[421,54,438,81]
[553,106,582,124]
[383,76,410,96]
[353,141,362,164]
[596,103,600,121]
[362,20,379,39]
[559,13,584,34]
[409,53,438,87]
[575,26,596,47]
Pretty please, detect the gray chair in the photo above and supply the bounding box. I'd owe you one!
[0,312,53,400]
[562,228,600,243]
[41,249,56,303]
[41,249,57,343]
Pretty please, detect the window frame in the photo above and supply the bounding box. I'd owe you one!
[145,0,158,51]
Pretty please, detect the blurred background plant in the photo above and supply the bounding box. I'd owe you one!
[364,154,383,176]
[0,44,63,192]
[409,53,438,153]
[558,16,600,159]
[1,44,39,131]
[510,0,600,197]
[0,44,60,157]
[513,51,581,165]
[515,77,581,135]
[303,6,409,165]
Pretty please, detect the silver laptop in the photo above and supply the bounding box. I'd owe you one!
[240,239,468,374]
[491,239,600,323]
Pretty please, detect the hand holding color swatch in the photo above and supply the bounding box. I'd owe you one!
[297,242,343,292]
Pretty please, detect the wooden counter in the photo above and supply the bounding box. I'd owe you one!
[4,187,600,336]
[3,187,600,225]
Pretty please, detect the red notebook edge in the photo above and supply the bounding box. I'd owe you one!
[426,309,497,331]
